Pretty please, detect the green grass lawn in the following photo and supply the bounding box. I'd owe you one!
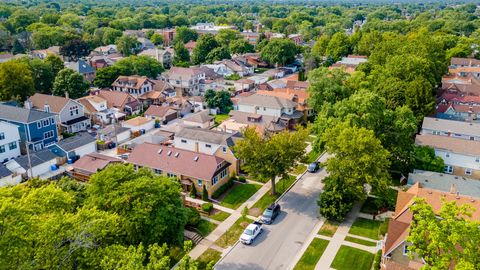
[213,114,230,125]
[196,219,217,237]
[318,220,339,237]
[290,164,307,175]
[348,218,383,240]
[306,149,321,163]
[344,236,377,247]
[330,245,375,270]
[220,183,261,209]
[249,176,296,216]
[197,248,222,270]
[215,217,253,248]
[293,238,329,270]
[254,67,269,73]
[209,211,231,222]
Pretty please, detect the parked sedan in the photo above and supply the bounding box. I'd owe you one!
[307,161,320,173]
[260,203,281,224]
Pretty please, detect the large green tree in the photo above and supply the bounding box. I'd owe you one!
[229,39,254,54]
[60,39,90,61]
[0,60,34,101]
[52,68,90,99]
[116,35,141,56]
[234,127,309,195]
[175,26,198,44]
[24,58,54,94]
[260,38,297,66]
[44,54,65,77]
[307,67,353,111]
[173,41,190,66]
[191,34,219,64]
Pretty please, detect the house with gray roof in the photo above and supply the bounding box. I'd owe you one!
[49,132,97,160]
[421,117,480,141]
[5,149,58,179]
[65,59,96,82]
[0,163,20,187]
[0,103,58,151]
[408,170,480,198]
[182,111,214,129]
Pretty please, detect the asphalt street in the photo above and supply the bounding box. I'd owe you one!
[215,154,328,270]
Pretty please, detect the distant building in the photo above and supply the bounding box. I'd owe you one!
[138,48,172,68]
[64,59,96,82]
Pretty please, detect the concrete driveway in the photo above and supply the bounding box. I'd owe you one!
[215,154,329,270]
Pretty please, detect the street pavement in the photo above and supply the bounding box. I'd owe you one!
[215,154,329,270]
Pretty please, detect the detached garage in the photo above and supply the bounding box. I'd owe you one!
[122,116,155,133]
[5,149,58,179]
[49,132,97,160]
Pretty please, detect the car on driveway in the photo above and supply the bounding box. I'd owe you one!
[240,221,263,245]
[260,203,281,224]
[307,161,320,172]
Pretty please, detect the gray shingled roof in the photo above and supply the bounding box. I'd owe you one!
[176,126,238,146]
[408,170,480,198]
[65,59,95,74]
[238,94,297,109]
[422,117,480,137]
[183,111,214,123]
[56,132,96,152]
[0,163,12,178]
[0,104,56,123]
[15,149,57,169]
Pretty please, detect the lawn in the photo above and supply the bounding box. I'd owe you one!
[213,114,230,125]
[344,236,377,247]
[215,217,253,248]
[196,219,217,237]
[348,218,383,240]
[330,246,375,270]
[318,220,339,237]
[254,67,269,73]
[197,248,222,270]
[293,238,329,270]
[220,183,261,209]
[306,149,321,163]
[290,164,307,175]
[249,175,296,216]
[209,211,231,222]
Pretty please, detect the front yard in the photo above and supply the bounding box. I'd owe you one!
[219,183,261,209]
[293,238,329,270]
[249,175,296,216]
[318,220,339,237]
[196,219,217,237]
[215,217,253,248]
[208,210,231,222]
[197,248,222,270]
[348,218,384,240]
[330,245,374,270]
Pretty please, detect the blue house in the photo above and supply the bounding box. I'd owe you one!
[0,104,58,151]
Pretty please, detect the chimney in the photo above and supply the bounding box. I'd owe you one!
[65,91,69,100]
[195,142,199,153]
[44,103,50,113]
[450,184,457,194]
[24,99,32,109]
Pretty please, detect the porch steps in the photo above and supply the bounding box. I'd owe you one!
[184,229,203,245]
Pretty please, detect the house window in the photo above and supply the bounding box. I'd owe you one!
[8,142,17,150]
[476,157,479,163]
[70,106,79,116]
[465,168,473,175]
[263,107,266,111]
[37,121,42,129]
[198,179,202,187]
[205,144,211,148]
[220,169,227,179]
[445,152,450,158]
[212,175,218,185]
[167,172,176,178]
[43,119,50,126]
[222,146,227,153]
[0,133,4,140]
[403,244,410,255]
[471,136,475,140]
[432,131,440,135]
[50,118,54,125]
[0,145,5,153]
[181,139,187,143]
[44,130,54,139]
[154,169,162,174]
[444,165,453,174]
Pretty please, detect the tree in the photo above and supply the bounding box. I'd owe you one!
[150,33,164,46]
[234,127,309,195]
[325,32,351,62]
[204,89,216,108]
[12,39,25,54]
[60,39,90,61]
[175,26,198,44]
[191,34,219,64]
[311,35,330,61]
[115,55,164,78]
[0,60,34,101]
[25,58,54,94]
[52,68,89,99]
[116,35,141,56]
[215,29,240,46]
[205,46,231,63]
[94,66,122,88]
[44,54,65,77]
[260,38,297,66]
[411,145,445,173]
[229,39,254,55]
[204,90,233,113]
[318,176,354,221]
[85,164,187,246]
[173,41,190,66]
[407,199,480,270]
[202,185,208,201]
[307,67,353,111]
[101,27,123,45]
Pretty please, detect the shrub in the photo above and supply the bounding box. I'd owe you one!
[229,174,238,181]
[202,202,213,213]
[185,207,201,227]
[212,178,234,198]
[238,176,246,183]
[202,185,209,201]
[373,250,382,270]
[190,186,197,198]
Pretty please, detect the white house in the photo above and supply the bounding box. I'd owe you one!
[111,75,155,97]
[77,95,117,125]
[162,67,206,96]
[237,93,298,117]
[5,149,58,179]
[48,132,97,160]
[0,121,21,163]
[121,116,155,133]
[28,94,91,134]
[420,117,480,141]
[182,111,214,129]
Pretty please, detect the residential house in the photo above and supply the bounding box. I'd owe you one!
[450,57,480,68]
[138,80,175,106]
[164,97,193,116]
[381,181,480,270]
[77,95,119,125]
[137,37,155,50]
[415,133,480,179]
[182,111,214,129]
[92,45,117,55]
[234,78,255,92]
[5,149,59,179]
[144,105,179,124]
[330,55,368,74]
[0,121,21,163]
[236,93,303,128]
[174,127,240,174]
[122,116,155,133]
[70,153,123,181]
[207,59,254,77]
[31,46,60,60]
[0,103,58,151]
[162,67,205,96]
[189,96,207,112]
[288,34,303,45]
[240,31,261,45]
[111,75,155,97]
[257,88,313,118]
[65,59,96,82]
[185,41,197,54]
[245,75,269,85]
[29,94,90,134]
[95,90,142,116]
[97,124,131,144]
[420,117,480,141]
[0,163,21,187]
[219,110,286,134]
[436,103,480,121]
[286,79,309,90]
[190,23,236,35]
[407,170,480,197]
[151,28,176,46]
[127,143,230,197]
[48,132,97,160]
[138,48,172,68]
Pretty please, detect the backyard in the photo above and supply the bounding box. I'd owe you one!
[213,114,230,125]
[293,238,329,270]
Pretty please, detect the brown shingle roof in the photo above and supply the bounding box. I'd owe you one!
[415,134,480,156]
[144,105,177,118]
[72,153,122,175]
[112,75,153,90]
[123,116,152,127]
[96,90,136,109]
[29,93,71,113]
[127,143,228,180]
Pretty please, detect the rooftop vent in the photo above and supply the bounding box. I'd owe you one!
[194,156,199,162]
[158,149,163,154]
[175,152,179,158]
[167,151,172,156]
